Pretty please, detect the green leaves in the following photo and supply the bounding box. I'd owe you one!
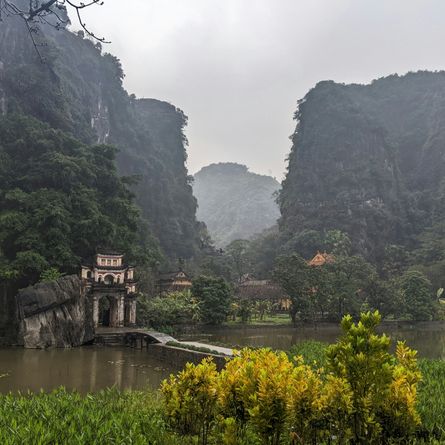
[0,115,156,288]
[327,311,421,442]
[192,276,232,325]
[0,388,180,445]
[399,270,435,321]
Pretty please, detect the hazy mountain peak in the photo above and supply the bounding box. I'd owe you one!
[194,162,280,247]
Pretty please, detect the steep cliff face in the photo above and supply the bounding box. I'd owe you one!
[280,73,445,261]
[0,13,201,259]
[16,275,93,348]
[194,163,280,247]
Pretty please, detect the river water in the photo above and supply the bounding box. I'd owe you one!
[179,322,445,358]
[1,322,444,393]
[0,346,179,394]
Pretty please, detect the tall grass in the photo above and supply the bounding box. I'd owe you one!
[0,388,180,445]
[417,359,445,438]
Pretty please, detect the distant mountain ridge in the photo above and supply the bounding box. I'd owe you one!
[193,163,280,247]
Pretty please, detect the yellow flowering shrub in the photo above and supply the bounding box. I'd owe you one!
[218,349,293,444]
[161,358,218,444]
[161,311,422,444]
[380,341,422,440]
[287,360,324,443]
[327,311,422,444]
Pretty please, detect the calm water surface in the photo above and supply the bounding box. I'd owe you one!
[1,323,445,393]
[179,322,445,359]
[0,346,179,394]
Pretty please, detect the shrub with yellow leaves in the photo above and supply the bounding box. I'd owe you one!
[161,358,218,444]
[327,311,421,444]
[161,311,422,444]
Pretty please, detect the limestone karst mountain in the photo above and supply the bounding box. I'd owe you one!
[193,163,280,247]
[279,72,445,263]
[0,11,202,261]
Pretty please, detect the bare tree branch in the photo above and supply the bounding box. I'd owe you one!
[0,0,109,50]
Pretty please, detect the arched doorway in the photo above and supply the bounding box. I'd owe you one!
[98,296,111,326]
[93,294,125,328]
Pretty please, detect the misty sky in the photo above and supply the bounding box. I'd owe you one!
[75,0,445,179]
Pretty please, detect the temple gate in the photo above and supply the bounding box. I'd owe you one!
[81,252,137,328]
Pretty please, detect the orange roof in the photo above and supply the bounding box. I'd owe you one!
[308,251,335,266]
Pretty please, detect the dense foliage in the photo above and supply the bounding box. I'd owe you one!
[0,115,156,291]
[193,163,280,247]
[191,276,232,325]
[0,12,203,261]
[162,312,423,444]
[279,72,445,277]
[137,291,200,331]
[273,252,437,322]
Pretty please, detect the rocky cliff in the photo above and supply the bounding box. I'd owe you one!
[194,163,280,247]
[279,72,445,262]
[16,275,93,349]
[0,10,201,260]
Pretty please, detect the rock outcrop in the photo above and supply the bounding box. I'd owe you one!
[279,72,445,262]
[16,275,94,349]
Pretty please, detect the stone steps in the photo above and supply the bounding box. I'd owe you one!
[94,334,126,346]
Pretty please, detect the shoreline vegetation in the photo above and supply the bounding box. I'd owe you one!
[0,312,444,444]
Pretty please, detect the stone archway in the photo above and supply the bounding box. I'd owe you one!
[98,296,111,326]
[92,293,125,328]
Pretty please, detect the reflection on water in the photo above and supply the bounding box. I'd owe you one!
[1,323,444,393]
[179,322,445,359]
[0,346,178,394]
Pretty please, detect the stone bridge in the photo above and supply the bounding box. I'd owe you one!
[94,327,233,357]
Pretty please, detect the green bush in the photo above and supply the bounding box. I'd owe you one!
[418,359,445,438]
[288,340,328,369]
[137,290,200,330]
[192,276,232,325]
[162,312,423,444]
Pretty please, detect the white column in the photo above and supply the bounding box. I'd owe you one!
[93,296,99,328]
[129,300,137,326]
[117,296,125,328]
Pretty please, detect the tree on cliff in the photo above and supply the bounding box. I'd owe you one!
[0,115,160,291]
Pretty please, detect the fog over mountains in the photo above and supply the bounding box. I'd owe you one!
[193,163,280,247]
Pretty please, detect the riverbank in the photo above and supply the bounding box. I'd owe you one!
[0,353,444,444]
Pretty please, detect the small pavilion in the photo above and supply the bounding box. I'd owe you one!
[308,251,335,267]
[81,252,137,328]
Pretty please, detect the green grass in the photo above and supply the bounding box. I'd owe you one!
[417,359,445,438]
[288,340,328,369]
[0,388,180,445]
[225,313,292,326]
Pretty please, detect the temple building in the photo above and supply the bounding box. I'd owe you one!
[158,270,192,296]
[81,252,137,328]
[235,275,291,311]
[308,251,335,267]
